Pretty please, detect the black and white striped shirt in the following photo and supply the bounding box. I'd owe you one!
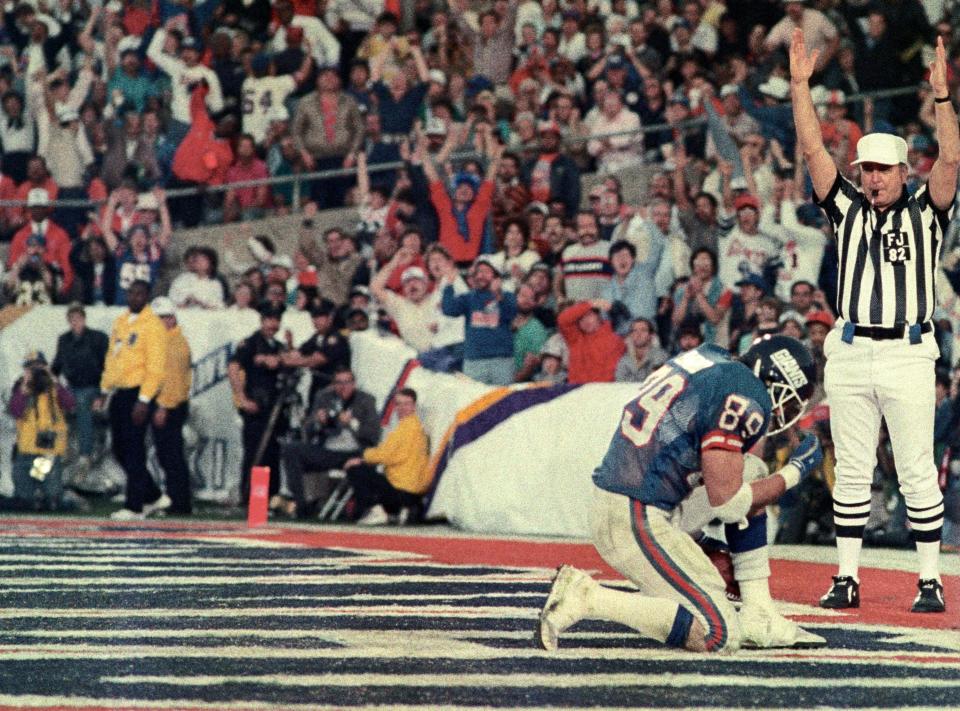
[815,173,955,327]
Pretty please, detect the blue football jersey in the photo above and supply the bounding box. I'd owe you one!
[592,345,772,511]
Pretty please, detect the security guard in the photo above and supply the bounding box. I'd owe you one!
[283,298,350,404]
[228,303,289,504]
[150,297,193,516]
[98,280,169,520]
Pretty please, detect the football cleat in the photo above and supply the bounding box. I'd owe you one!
[819,575,860,609]
[739,604,827,649]
[911,578,945,613]
[536,565,595,652]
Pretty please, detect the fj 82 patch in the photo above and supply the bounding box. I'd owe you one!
[883,231,911,264]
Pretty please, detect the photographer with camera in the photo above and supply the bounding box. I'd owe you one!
[280,366,380,518]
[5,188,73,303]
[228,303,292,506]
[6,352,75,511]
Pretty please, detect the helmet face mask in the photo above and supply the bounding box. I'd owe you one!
[765,379,808,435]
[741,335,816,437]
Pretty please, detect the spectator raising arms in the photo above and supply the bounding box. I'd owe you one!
[420,129,501,268]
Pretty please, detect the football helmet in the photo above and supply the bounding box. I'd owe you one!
[741,335,816,435]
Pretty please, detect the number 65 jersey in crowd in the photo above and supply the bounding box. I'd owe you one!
[593,346,772,511]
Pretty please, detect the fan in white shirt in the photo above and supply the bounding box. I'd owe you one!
[147,24,224,125]
[241,52,311,145]
[271,0,341,69]
[168,246,226,309]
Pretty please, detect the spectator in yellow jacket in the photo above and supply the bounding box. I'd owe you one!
[97,280,169,520]
[150,297,193,515]
[344,387,430,526]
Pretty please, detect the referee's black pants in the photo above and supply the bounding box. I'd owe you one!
[151,402,191,514]
[240,411,287,503]
[109,387,161,513]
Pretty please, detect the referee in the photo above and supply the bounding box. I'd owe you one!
[791,29,958,613]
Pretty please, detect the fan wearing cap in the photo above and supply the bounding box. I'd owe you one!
[729,61,796,159]
[240,51,309,146]
[6,351,75,511]
[147,297,193,515]
[419,132,501,267]
[792,30,960,613]
[521,119,581,219]
[228,303,292,503]
[368,37,429,162]
[38,72,94,238]
[283,298,351,404]
[148,18,224,127]
[106,38,152,115]
[370,247,435,354]
[441,256,518,385]
[715,193,781,291]
[7,187,73,298]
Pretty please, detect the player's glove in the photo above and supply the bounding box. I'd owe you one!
[779,434,823,490]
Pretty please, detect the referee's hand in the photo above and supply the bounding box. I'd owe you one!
[930,36,949,98]
[789,28,819,84]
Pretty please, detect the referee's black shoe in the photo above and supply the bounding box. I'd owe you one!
[820,575,860,609]
[911,579,945,613]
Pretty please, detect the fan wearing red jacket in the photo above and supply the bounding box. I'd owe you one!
[7,188,73,297]
[558,299,626,383]
[420,132,502,266]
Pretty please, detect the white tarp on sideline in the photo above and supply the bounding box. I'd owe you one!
[350,331,640,537]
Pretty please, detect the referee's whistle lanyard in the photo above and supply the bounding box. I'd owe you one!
[840,202,922,346]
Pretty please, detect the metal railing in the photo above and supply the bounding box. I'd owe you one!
[0,84,927,212]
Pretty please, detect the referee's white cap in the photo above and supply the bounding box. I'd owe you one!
[851,133,908,166]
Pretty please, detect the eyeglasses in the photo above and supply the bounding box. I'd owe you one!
[333,378,354,385]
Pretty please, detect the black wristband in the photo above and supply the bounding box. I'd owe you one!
[935,95,952,103]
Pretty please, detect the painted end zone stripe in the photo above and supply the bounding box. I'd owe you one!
[379,358,420,426]
[631,500,728,651]
[424,382,581,505]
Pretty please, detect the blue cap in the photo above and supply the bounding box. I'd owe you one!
[606,54,626,70]
[796,203,826,227]
[251,53,271,74]
[454,172,481,193]
[668,90,690,107]
[735,273,768,293]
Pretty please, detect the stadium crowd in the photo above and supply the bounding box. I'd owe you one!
[1,0,960,540]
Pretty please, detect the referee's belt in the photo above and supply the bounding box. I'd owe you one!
[843,321,931,344]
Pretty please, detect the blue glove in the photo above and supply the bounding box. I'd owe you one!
[788,434,823,480]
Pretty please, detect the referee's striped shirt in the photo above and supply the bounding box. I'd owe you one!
[815,173,955,327]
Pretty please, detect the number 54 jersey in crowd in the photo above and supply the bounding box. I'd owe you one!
[593,345,771,512]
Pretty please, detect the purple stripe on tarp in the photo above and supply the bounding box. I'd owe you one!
[424,383,582,507]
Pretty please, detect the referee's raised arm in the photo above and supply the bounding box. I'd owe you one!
[789,28,837,202]
[926,36,960,210]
